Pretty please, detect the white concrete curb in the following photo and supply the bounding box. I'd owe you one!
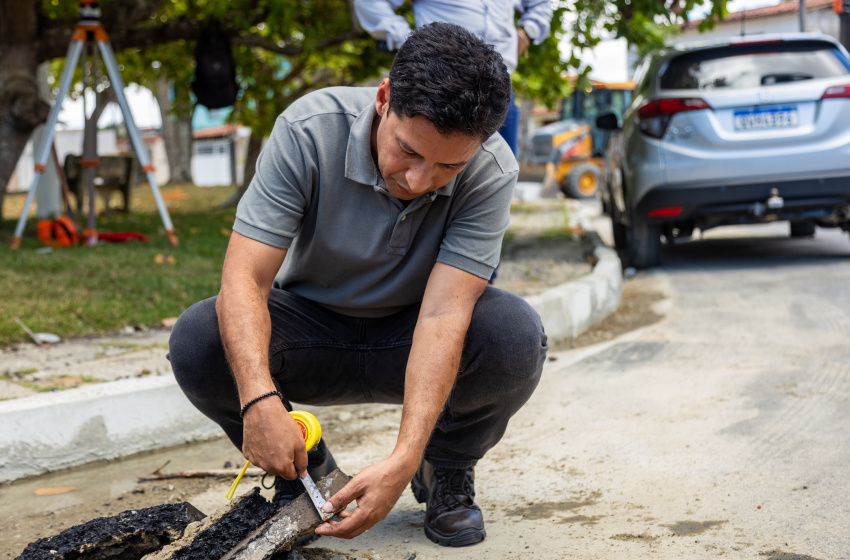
[525,232,622,346]
[0,375,220,483]
[0,216,623,483]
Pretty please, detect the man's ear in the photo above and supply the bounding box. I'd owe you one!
[375,78,390,117]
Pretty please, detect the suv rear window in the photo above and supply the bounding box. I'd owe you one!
[660,40,850,90]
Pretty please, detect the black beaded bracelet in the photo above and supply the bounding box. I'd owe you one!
[239,390,283,418]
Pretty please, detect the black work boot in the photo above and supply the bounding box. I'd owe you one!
[411,459,485,547]
[272,439,338,509]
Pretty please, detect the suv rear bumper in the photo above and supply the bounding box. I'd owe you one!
[635,175,850,229]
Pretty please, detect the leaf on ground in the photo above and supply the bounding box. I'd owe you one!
[161,317,178,328]
[34,486,80,496]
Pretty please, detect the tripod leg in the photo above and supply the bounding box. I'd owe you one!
[97,39,178,246]
[11,41,84,249]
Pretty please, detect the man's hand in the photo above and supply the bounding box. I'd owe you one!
[314,456,417,538]
[517,27,531,57]
[241,396,308,480]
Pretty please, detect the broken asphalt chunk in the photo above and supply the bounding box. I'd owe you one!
[143,487,275,560]
[16,501,205,560]
[222,468,352,560]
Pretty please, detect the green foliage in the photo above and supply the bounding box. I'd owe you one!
[514,5,577,109]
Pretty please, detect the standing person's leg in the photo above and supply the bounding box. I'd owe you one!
[497,89,520,157]
[492,89,519,285]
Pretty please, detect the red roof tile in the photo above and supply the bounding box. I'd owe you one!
[683,0,834,30]
[193,123,239,139]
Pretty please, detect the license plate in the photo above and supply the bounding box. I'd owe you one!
[734,107,798,130]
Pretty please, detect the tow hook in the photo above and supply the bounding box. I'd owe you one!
[767,188,784,210]
[750,188,784,218]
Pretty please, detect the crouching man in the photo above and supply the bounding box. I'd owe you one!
[169,22,547,548]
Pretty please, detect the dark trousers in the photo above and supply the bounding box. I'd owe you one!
[168,287,547,469]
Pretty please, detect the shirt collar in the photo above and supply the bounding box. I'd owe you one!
[344,98,380,186]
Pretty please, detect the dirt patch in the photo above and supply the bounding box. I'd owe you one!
[494,236,592,297]
[611,532,659,542]
[553,274,666,351]
[663,520,728,537]
[760,551,825,560]
[494,199,591,297]
[505,492,601,520]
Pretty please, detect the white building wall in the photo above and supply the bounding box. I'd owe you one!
[192,139,233,187]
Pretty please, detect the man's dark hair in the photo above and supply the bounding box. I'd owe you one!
[388,22,511,142]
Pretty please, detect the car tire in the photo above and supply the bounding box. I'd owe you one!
[790,220,816,238]
[562,162,601,199]
[628,217,663,269]
[609,201,628,251]
[612,219,628,251]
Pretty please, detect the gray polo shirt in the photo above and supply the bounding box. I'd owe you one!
[234,86,517,318]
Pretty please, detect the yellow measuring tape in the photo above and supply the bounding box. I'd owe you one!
[226,410,322,500]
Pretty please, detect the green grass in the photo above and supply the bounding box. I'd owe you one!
[0,184,234,347]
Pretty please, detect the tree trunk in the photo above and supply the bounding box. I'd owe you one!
[154,77,193,184]
[218,131,262,208]
[0,1,48,221]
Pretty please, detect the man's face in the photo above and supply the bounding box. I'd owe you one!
[372,79,481,201]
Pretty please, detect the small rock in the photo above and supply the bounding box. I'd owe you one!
[122,326,135,335]
[403,538,410,543]
[623,267,637,280]
[288,550,306,560]
[224,461,233,469]
[406,552,416,560]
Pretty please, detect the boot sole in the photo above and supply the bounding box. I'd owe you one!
[411,475,486,547]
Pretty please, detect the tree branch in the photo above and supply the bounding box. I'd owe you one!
[38,17,367,63]
[231,29,367,56]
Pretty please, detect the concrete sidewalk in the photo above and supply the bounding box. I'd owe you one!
[0,201,621,482]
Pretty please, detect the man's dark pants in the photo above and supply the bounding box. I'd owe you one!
[168,287,547,469]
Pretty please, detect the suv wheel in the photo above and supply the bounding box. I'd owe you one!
[790,220,816,238]
[609,203,628,251]
[628,217,663,268]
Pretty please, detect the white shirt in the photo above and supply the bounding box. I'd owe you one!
[353,0,553,73]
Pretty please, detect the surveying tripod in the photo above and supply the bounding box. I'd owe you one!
[11,0,178,249]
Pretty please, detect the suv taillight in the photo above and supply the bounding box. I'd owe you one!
[822,85,850,99]
[637,98,711,138]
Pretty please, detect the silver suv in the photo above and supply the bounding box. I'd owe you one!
[597,34,850,268]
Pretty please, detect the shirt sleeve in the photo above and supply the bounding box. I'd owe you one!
[518,0,553,45]
[353,0,413,51]
[438,165,517,280]
[234,115,313,249]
